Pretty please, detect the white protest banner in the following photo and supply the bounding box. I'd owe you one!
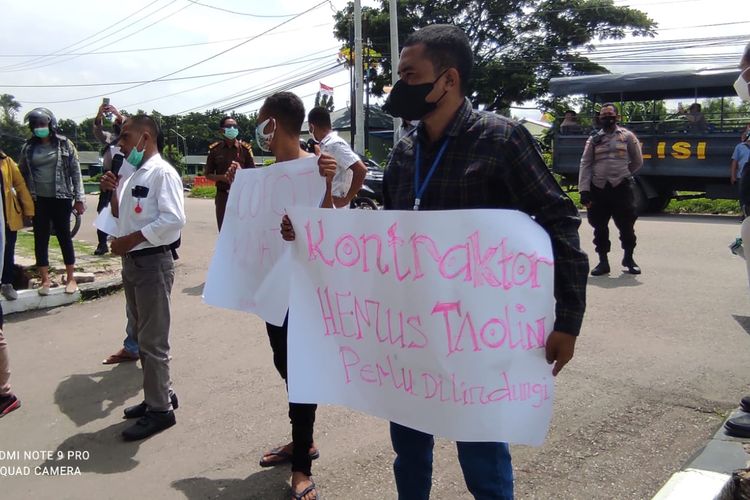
[287,208,556,445]
[203,157,325,325]
[93,162,136,237]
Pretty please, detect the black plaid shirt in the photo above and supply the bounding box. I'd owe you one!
[383,98,589,335]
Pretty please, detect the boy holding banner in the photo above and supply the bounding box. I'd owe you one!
[229,92,336,500]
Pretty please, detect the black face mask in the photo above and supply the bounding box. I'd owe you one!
[383,70,449,121]
[599,116,617,129]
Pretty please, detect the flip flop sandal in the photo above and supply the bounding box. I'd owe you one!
[65,282,78,294]
[292,482,320,500]
[259,447,320,468]
[102,352,139,365]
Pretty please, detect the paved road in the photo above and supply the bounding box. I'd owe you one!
[2,196,748,499]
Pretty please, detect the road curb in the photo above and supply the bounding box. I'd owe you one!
[1,277,123,315]
[653,408,750,499]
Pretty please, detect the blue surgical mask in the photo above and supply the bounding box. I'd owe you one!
[126,135,146,168]
[255,118,275,152]
[33,127,50,139]
[223,127,239,140]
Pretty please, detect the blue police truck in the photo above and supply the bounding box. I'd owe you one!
[549,68,747,213]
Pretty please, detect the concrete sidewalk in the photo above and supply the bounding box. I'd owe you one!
[2,236,123,315]
[653,408,750,499]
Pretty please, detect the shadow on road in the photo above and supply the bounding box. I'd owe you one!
[588,273,643,289]
[182,282,205,297]
[38,421,141,474]
[733,315,750,336]
[54,363,142,427]
[172,468,291,500]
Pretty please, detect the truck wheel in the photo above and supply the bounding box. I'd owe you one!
[647,194,672,213]
[634,184,649,215]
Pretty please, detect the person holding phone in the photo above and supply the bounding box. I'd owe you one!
[93,98,125,255]
[18,107,85,295]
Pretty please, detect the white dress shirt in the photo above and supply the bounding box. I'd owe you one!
[319,131,360,202]
[117,154,186,252]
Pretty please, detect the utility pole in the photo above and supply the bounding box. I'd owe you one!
[354,0,365,154]
[170,128,188,159]
[349,20,356,147]
[365,37,370,152]
[389,0,401,145]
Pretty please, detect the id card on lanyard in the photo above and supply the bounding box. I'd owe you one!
[413,136,451,210]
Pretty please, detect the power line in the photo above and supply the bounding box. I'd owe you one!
[221,65,346,114]
[120,52,343,111]
[0,0,164,71]
[19,0,332,106]
[0,23,332,58]
[184,0,323,18]
[1,52,340,88]
[177,60,345,114]
[659,20,750,31]
[2,1,191,74]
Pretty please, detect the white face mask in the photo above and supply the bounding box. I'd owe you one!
[735,73,750,102]
[255,118,275,153]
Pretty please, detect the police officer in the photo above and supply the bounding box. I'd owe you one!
[579,103,644,276]
[204,116,254,230]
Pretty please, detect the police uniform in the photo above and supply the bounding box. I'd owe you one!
[118,153,186,419]
[204,139,254,230]
[578,125,644,274]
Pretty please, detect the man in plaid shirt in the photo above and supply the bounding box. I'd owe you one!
[382,24,589,499]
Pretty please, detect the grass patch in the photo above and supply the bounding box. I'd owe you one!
[564,189,739,215]
[16,230,96,262]
[190,186,216,199]
[665,197,739,215]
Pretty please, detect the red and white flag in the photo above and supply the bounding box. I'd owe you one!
[319,82,334,98]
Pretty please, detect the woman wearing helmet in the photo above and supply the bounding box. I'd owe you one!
[18,107,85,295]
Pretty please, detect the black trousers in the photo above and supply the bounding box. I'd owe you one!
[215,190,229,231]
[2,228,17,285]
[266,314,317,476]
[587,180,637,254]
[33,197,75,267]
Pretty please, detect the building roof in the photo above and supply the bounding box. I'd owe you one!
[519,117,551,129]
[549,68,741,101]
[77,151,101,165]
[184,155,207,165]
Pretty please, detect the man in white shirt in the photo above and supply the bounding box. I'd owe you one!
[101,114,186,441]
[307,107,367,208]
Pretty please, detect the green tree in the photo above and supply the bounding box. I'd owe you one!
[0,94,27,158]
[0,94,21,124]
[162,144,186,176]
[333,0,655,112]
[0,121,27,159]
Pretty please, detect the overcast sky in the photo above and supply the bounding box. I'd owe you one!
[0,0,747,124]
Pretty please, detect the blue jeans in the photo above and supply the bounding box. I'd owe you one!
[390,422,514,500]
[123,299,138,355]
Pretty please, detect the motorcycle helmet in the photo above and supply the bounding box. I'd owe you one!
[24,107,58,130]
